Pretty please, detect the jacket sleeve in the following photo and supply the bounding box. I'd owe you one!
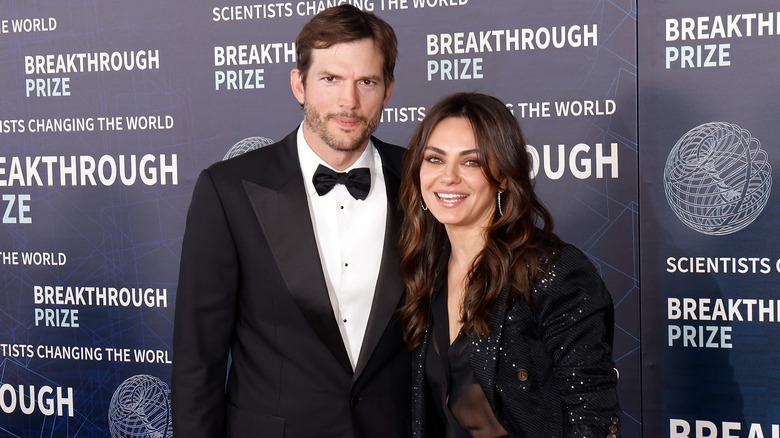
[536,244,621,437]
[171,169,239,437]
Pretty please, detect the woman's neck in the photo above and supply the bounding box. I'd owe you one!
[446,226,486,269]
[445,227,486,343]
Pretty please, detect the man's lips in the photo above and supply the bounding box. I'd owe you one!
[329,114,364,129]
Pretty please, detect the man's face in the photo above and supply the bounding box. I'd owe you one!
[291,38,393,166]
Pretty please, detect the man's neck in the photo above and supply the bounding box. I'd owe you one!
[302,124,368,171]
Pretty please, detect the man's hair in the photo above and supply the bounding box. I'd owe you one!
[296,5,397,87]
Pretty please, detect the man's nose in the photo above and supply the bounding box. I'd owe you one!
[339,84,359,109]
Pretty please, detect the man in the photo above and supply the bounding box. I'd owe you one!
[171,5,410,437]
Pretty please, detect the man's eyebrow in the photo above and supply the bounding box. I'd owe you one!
[359,74,382,82]
[314,70,340,78]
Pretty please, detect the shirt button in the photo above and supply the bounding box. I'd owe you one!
[350,396,360,407]
[516,369,529,381]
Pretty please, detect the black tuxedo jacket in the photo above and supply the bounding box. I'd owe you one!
[172,130,411,438]
[411,240,621,437]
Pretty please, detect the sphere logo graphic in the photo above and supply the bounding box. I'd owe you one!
[108,375,173,438]
[223,136,275,160]
[663,122,771,235]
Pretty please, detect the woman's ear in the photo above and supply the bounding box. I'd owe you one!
[498,177,507,193]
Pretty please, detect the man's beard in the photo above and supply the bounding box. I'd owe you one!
[303,103,382,152]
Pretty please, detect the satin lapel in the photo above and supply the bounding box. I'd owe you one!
[242,145,352,374]
[353,161,404,379]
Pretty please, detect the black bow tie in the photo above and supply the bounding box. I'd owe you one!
[312,164,371,200]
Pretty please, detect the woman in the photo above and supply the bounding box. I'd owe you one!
[399,92,620,437]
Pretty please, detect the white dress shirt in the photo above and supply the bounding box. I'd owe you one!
[297,125,387,369]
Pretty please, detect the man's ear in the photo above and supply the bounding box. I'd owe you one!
[382,78,395,108]
[291,68,305,105]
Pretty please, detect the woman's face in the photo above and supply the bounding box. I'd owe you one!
[419,117,497,235]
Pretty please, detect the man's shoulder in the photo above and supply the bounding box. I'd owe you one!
[209,131,296,172]
[196,131,298,192]
[372,136,406,171]
[372,136,405,155]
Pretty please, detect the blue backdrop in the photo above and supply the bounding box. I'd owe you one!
[0,1,643,436]
[639,1,780,437]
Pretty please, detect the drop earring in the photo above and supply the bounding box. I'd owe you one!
[497,191,503,217]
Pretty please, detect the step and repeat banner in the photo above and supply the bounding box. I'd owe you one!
[0,1,640,436]
[639,1,780,437]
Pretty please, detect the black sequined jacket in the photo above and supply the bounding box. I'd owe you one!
[411,242,621,438]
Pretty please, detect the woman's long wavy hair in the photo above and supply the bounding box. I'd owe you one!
[399,92,559,349]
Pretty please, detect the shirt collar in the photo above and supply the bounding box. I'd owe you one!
[297,123,376,198]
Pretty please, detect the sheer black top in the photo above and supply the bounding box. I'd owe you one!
[425,280,509,438]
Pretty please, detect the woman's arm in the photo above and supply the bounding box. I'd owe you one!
[536,243,621,437]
